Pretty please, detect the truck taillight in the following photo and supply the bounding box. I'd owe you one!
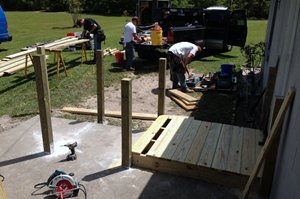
[167,30,174,43]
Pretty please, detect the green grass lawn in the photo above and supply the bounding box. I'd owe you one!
[0,11,268,120]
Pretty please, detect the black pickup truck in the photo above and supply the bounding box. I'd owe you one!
[134,2,247,60]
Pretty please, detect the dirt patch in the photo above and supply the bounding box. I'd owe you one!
[77,71,190,131]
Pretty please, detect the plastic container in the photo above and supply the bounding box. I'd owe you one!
[67,32,75,37]
[220,64,233,76]
[151,22,163,46]
[115,52,124,64]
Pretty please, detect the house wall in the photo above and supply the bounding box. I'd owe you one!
[264,0,300,198]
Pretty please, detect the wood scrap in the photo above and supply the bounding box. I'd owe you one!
[61,107,158,120]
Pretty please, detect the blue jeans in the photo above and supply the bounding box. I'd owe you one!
[170,70,187,89]
[125,42,135,68]
[93,32,102,60]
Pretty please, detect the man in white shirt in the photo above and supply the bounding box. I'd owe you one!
[168,41,203,92]
[123,16,142,71]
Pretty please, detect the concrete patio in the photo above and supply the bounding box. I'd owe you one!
[0,116,240,199]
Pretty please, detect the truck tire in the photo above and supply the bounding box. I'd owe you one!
[222,45,232,53]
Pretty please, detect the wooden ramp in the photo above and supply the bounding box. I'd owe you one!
[132,115,263,188]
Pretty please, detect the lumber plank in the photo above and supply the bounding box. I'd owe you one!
[185,121,211,164]
[168,89,199,102]
[172,119,202,162]
[212,124,233,170]
[46,39,89,51]
[160,117,193,160]
[197,122,222,167]
[169,95,197,111]
[241,89,295,199]
[225,125,243,174]
[61,107,157,120]
[255,129,264,177]
[0,61,33,77]
[0,58,30,73]
[5,48,37,59]
[147,116,186,157]
[132,115,169,154]
[43,37,77,48]
[0,181,8,199]
[240,127,256,176]
[0,56,26,66]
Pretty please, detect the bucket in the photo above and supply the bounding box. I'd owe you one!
[151,23,163,46]
[115,52,124,64]
[220,64,233,76]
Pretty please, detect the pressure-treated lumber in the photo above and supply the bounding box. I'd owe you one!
[32,54,54,153]
[158,58,166,115]
[96,50,104,123]
[61,107,157,120]
[121,78,132,167]
[241,88,295,199]
[168,89,198,102]
[46,39,89,51]
[0,181,8,199]
[169,95,197,111]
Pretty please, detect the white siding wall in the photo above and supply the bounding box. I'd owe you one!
[266,0,300,198]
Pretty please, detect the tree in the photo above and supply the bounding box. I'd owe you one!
[68,0,83,27]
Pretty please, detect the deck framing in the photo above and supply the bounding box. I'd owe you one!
[132,115,263,189]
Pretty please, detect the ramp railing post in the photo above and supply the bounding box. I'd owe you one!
[121,78,132,168]
[32,54,54,153]
[96,50,104,123]
[158,58,166,115]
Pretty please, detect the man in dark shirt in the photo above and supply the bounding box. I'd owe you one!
[77,18,103,62]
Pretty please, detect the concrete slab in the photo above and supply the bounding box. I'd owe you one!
[0,116,240,199]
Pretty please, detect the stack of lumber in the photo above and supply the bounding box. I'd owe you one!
[0,36,89,77]
[168,89,200,111]
[0,55,32,77]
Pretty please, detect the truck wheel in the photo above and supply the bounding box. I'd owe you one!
[222,45,232,52]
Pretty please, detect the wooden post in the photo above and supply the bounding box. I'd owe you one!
[121,78,132,168]
[158,58,166,116]
[37,46,51,108]
[32,54,54,153]
[0,180,8,199]
[96,50,104,123]
[259,97,284,197]
[37,46,45,55]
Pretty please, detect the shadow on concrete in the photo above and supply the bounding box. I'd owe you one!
[136,172,239,199]
[0,152,48,167]
[82,166,126,182]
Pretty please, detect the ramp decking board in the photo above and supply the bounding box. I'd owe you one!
[226,125,243,173]
[241,128,256,175]
[185,121,210,164]
[197,122,222,167]
[147,116,186,157]
[160,118,193,160]
[133,115,169,154]
[172,119,202,162]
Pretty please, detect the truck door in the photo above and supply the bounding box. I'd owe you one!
[227,10,247,47]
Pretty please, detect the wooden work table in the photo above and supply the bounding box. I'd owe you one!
[1,36,89,79]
